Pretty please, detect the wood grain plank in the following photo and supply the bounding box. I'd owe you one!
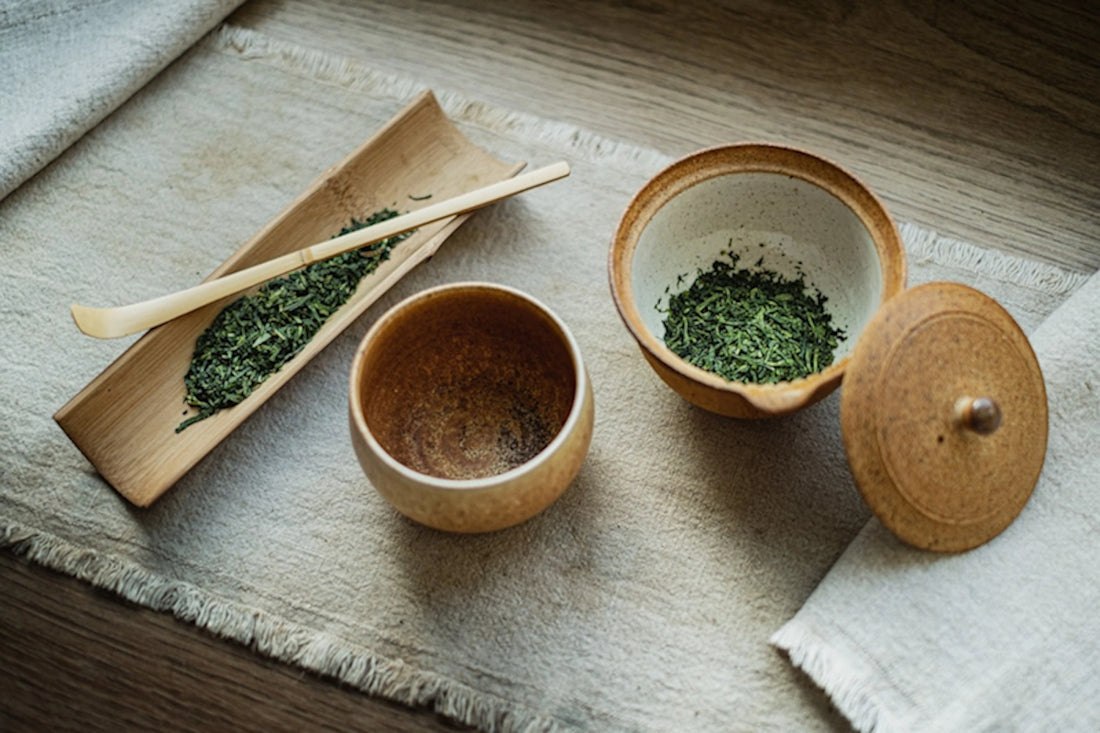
[0,552,463,732]
[230,0,1100,270]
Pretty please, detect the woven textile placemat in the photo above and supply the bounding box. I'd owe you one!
[0,0,243,201]
[1,25,1088,731]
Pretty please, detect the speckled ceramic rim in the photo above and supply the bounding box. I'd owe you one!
[349,281,590,491]
[608,143,906,410]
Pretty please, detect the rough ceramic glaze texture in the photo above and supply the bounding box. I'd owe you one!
[840,282,1048,551]
[349,284,595,533]
[610,144,907,418]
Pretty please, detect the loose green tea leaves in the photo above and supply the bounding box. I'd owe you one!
[176,209,412,432]
[660,250,845,384]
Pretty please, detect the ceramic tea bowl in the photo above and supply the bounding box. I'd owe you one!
[349,282,594,532]
[609,143,907,418]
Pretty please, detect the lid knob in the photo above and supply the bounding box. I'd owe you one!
[956,396,1003,435]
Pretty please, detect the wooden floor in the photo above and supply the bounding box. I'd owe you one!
[3,1,1097,730]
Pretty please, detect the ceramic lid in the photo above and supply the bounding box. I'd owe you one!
[840,282,1048,552]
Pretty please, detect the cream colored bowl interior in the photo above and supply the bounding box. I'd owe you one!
[632,172,884,363]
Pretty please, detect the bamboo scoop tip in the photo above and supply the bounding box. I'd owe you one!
[72,302,140,339]
[70,303,117,339]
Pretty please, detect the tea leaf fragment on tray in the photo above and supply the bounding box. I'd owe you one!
[176,209,413,432]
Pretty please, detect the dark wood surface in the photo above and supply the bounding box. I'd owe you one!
[232,0,1100,271]
[3,1,1097,730]
[0,554,461,731]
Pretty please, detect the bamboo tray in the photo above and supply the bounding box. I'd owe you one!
[55,90,523,506]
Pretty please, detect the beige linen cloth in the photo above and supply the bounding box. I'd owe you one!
[0,0,243,201]
[772,270,1100,732]
[1,22,1094,732]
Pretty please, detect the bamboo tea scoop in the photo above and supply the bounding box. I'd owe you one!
[71,161,571,339]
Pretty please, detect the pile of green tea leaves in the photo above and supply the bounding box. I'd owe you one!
[660,250,845,384]
[177,209,411,432]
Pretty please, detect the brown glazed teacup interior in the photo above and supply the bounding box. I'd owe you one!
[348,282,594,533]
[357,286,575,480]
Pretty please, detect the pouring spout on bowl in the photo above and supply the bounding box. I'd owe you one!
[738,366,845,416]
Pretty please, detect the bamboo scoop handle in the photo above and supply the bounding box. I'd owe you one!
[71,161,571,339]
